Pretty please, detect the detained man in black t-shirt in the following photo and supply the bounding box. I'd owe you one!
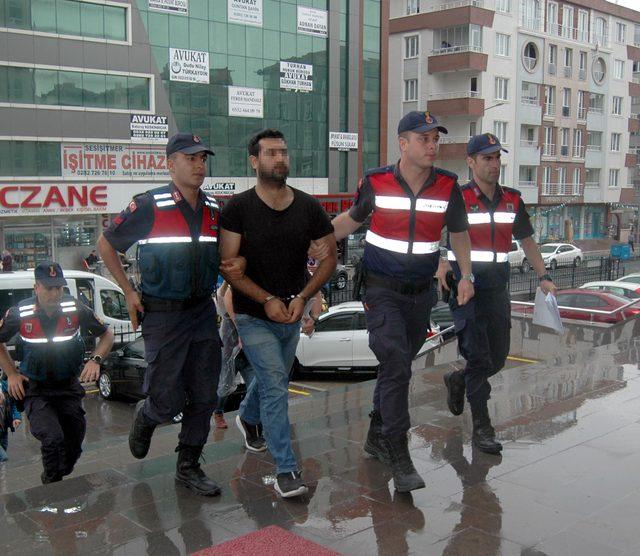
[220,129,337,498]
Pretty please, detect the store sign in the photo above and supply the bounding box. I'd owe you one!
[329,132,358,151]
[202,181,237,193]
[318,196,354,215]
[62,144,169,179]
[228,86,263,118]
[130,114,169,144]
[0,184,108,215]
[228,0,262,26]
[280,61,313,92]
[169,48,209,84]
[297,6,328,38]
[148,0,188,15]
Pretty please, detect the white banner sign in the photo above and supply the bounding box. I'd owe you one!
[169,48,209,84]
[62,144,169,179]
[148,0,188,15]
[228,0,262,26]
[280,61,313,92]
[329,132,358,151]
[130,114,169,144]
[228,86,263,118]
[297,6,328,38]
[202,180,237,193]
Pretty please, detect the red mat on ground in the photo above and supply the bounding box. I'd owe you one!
[191,525,341,556]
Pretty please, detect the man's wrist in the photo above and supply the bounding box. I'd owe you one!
[539,273,553,282]
[295,293,309,303]
[263,295,276,305]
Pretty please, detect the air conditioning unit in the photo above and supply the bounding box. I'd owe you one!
[579,69,586,80]
[549,63,556,75]
[564,66,572,77]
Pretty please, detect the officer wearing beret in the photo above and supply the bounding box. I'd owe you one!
[437,133,557,454]
[332,111,474,492]
[97,133,244,496]
[0,263,114,483]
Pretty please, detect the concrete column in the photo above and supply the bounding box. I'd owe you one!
[327,0,342,193]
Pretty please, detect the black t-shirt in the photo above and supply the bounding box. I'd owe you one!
[220,187,334,320]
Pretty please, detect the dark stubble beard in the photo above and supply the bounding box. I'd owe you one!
[258,163,289,188]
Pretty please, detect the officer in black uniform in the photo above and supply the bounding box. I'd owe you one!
[97,133,244,496]
[0,263,114,484]
[332,111,474,492]
[437,133,556,454]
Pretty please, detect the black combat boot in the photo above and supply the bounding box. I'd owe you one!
[443,370,466,416]
[129,399,156,459]
[471,403,503,455]
[380,434,426,492]
[363,410,391,465]
[175,444,221,496]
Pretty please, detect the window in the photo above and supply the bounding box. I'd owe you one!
[557,166,567,190]
[520,0,541,30]
[578,51,587,79]
[0,140,61,176]
[549,44,557,65]
[586,168,600,185]
[433,24,483,53]
[564,48,572,74]
[573,168,581,194]
[577,10,588,42]
[616,22,626,43]
[636,24,640,46]
[611,133,621,152]
[544,85,555,115]
[577,90,586,119]
[101,290,128,320]
[495,77,509,101]
[406,0,420,15]
[614,59,624,80]
[573,130,583,157]
[562,88,571,117]
[493,120,508,143]
[495,33,510,56]
[543,126,554,155]
[594,17,608,46]
[589,92,604,113]
[560,128,569,156]
[470,77,478,93]
[405,35,419,59]
[587,131,602,151]
[523,42,538,71]
[404,79,417,101]
[612,96,623,116]
[469,121,477,136]
[547,2,558,33]
[592,57,606,83]
[609,169,619,187]
[543,166,552,190]
[315,313,355,333]
[500,164,507,184]
[496,0,511,13]
[561,6,573,39]
[519,165,536,184]
[521,81,539,104]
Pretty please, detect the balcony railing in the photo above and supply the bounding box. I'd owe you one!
[585,181,600,188]
[631,113,640,120]
[573,145,585,158]
[415,0,484,13]
[518,181,536,188]
[542,143,556,156]
[428,90,481,100]
[541,182,582,196]
[588,106,603,114]
[563,66,572,78]
[430,44,483,56]
[519,17,543,32]
[520,139,537,148]
[548,63,557,75]
[633,74,640,84]
[587,144,602,152]
[577,107,587,120]
[544,104,556,117]
[578,68,586,80]
[521,97,540,106]
[440,135,472,144]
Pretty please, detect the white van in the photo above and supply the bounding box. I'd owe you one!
[0,270,135,352]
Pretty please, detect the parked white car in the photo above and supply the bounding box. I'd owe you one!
[508,240,532,273]
[580,281,640,299]
[293,301,440,375]
[539,243,583,270]
[616,273,640,286]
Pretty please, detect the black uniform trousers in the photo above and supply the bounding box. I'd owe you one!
[23,379,86,482]
[450,285,511,406]
[140,300,221,447]
[364,285,437,436]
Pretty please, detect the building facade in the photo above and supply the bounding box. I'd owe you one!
[385,0,640,243]
[0,0,381,268]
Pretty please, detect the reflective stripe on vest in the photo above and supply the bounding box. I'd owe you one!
[138,235,217,245]
[375,196,448,213]
[467,212,516,225]
[366,230,440,255]
[20,330,81,344]
[448,250,509,263]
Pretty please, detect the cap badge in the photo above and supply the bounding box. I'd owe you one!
[470,204,480,213]
[487,133,497,145]
[193,135,201,143]
[424,112,434,124]
[25,323,32,333]
[507,203,514,211]
[49,266,57,277]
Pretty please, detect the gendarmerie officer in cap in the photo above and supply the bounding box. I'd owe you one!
[97,133,245,496]
[437,133,557,454]
[332,111,474,492]
[0,263,114,484]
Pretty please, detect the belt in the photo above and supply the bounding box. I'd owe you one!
[365,272,432,296]
[142,294,211,312]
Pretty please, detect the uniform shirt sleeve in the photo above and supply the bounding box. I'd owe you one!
[219,195,243,234]
[445,183,469,233]
[0,307,21,343]
[308,198,335,240]
[77,304,109,337]
[512,197,535,240]
[348,177,375,223]
[102,193,154,253]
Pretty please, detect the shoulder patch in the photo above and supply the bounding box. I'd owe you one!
[129,200,137,213]
[435,167,458,180]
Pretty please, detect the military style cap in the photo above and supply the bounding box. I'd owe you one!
[467,133,509,156]
[34,262,67,287]
[166,133,215,157]
[397,111,448,135]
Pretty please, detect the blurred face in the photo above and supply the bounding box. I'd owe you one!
[251,137,289,185]
[467,151,501,185]
[34,282,63,311]
[168,151,207,189]
[399,129,440,170]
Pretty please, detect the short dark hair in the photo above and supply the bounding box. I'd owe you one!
[247,129,286,157]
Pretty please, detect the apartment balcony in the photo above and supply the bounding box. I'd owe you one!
[628,44,640,62]
[626,153,638,167]
[542,143,556,158]
[587,107,604,130]
[584,182,603,202]
[629,114,640,133]
[519,140,540,165]
[427,91,485,116]
[545,22,591,45]
[428,46,488,73]
[519,16,543,33]
[438,135,471,158]
[390,1,495,34]
[517,181,538,204]
[540,182,583,203]
[585,146,603,168]
[520,97,542,125]
[630,82,640,97]
[577,107,587,121]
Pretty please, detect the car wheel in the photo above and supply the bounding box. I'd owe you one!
[334,272,348,290]
[573,257,581,267]
[172,412,183,423]
[550,259,558,270]
[521,259,531,274]
[98,371,116,400]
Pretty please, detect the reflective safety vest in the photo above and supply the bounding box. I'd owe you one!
[138,185,220,300]
[366,168,455,256]
[17,296,85,381]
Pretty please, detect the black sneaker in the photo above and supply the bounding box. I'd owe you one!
[443,370,466,416]
[235,415,267,452]
[129,399,157,459]
[274,471,308,498]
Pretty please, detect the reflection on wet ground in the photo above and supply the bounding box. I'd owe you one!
[2,316,640,555]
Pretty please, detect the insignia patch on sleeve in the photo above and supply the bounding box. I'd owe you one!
[129,200,137,213]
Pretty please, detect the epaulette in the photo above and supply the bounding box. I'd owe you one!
[434,167,458,180]
[364,165,394,177]
[501,185,522,196]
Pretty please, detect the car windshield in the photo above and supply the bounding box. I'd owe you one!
[540,245,558,254]
[621,276,640,285]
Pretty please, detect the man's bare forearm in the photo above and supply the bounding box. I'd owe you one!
[97,235,134,295]
[222,271,271,305]
[332,212,363,242]
[0,344,18,378]
[520,236,547,277]
[449,231,473,275]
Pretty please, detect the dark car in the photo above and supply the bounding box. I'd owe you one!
[97,337,247,415]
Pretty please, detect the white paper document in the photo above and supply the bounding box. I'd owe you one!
[532,287,564,334]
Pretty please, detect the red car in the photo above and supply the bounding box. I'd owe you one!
[514,289,640,324]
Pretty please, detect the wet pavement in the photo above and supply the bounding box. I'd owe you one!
[1,315,640,555]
